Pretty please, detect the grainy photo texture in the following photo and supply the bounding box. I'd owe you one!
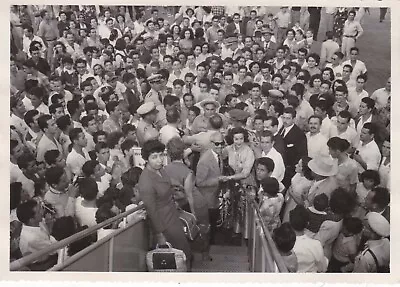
[9,5,390,274]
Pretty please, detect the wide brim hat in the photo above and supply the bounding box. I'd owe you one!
[199,98,221,109]
[308,157,338,177]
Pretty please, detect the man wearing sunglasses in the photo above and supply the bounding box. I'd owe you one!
[196,132,230,244]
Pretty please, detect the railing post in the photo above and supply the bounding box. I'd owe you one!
[251,209,256,272]
[108,237,114,272]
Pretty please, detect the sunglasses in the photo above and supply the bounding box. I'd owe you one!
[212,141,225,146]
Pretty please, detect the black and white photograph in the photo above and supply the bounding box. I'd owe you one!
[8,4,391,275]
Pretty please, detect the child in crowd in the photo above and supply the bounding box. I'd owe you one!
[273,222,298,272]
[259,177,284,232]
[306,193,329,234]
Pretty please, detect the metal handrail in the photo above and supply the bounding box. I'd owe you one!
[250,199,289,273]
[49,216,144,271]
[10,204,145,271]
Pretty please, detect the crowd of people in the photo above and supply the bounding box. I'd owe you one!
[10,5,390,273]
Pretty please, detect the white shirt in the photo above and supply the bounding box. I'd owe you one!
[10,114,30,138]
[66,148,91,176]
[19,223,57,257]
[347,88,368,117]
[329,124,359,148]
[293,234,328,273]
[74,197,98,227]
[10,162,23,183]
[342,59,367,82]
[44,187,76,218]
[356,140,381,173]
[306,132,329,159]
[262,147,285,182]
[370,88,390,110]
[281,123,294,138]
[35,102,50,115]
[97,173,112,198]
[23,35,46,57]
[325,63,344,80]
[36,134,63,162]
[320,116,333,138]
[356,114,372,137]
[159,124,181,145]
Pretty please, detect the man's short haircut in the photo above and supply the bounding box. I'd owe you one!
[45,166,65,186]
[270,101,284,116]
[163,95,179,107]
[69,127,83,143]
[44,149,61,166]
[106,101,119,114]
[273,222,296,253]
[67,100,81,116]
[370,186,390,209]
[24,110,39,126]
[16,200,38,224]
[38,114,53,131]
[361,97,375,110]
[265,116,279,127]
[289,205,309,231]
[283,107,296,118]
[363,122,377,136]
[56,115,71,131]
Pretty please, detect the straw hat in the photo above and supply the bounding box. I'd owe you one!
[308,157,338,177]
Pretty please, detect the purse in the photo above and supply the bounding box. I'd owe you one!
[178,209,200,241]
[146,242,187,272]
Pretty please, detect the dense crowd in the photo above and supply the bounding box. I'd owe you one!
[10,5,390,273]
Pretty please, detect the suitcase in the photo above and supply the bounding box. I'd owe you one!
[146,242,187,272]
[178,209,200,241]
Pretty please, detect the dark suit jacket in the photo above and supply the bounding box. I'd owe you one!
[196,149,222,209]
[264,41,278,59]
[273,133,286,162]
[279,124,308,168]
[226,22,244,35]
[124,87,142,115]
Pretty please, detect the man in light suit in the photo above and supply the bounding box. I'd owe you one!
[279,107,308,188]
[196,132,228,244]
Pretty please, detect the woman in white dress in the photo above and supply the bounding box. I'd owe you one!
[282,157,314,223]
[379,138,390,189]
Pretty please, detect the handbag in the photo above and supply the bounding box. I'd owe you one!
[178,209,200,241]
[146,242,187,272]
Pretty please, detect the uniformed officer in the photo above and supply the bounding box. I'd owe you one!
[144,74,164,106]
[136,102,160,147]
[352,212,390,273]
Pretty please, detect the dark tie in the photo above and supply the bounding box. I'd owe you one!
[217,154,223,173]
[157,91,163,104]
[280,128,286,137]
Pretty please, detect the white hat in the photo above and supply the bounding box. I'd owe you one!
[137,102,158,116]
[199,97,221,109]
[367,212,390,237]
[308,157,338,177]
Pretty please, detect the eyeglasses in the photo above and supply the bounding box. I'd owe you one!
[212,141,225,147]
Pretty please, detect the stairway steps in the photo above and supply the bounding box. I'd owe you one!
[191,245,250,272]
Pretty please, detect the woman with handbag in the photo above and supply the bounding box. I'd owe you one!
[164,137,212,261]
[138,139,192,271]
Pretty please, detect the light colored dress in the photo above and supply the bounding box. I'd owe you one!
[259,193,284,232]
[282,173,313,223]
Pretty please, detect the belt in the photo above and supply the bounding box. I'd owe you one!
[45,38,57,41]
[343,35,356,38]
